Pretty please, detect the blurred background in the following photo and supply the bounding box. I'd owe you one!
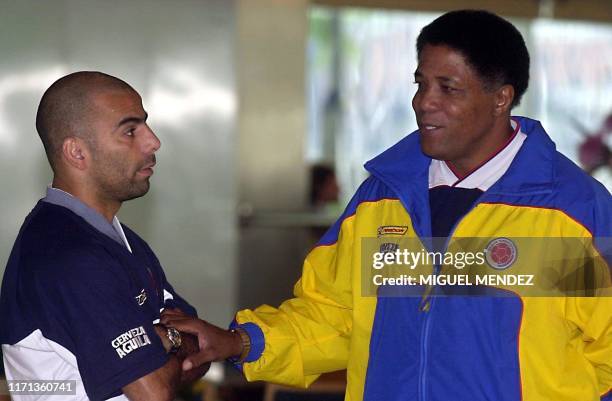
[0,0,610,400]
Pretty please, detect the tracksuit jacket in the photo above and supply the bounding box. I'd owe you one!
[234,117,612,401]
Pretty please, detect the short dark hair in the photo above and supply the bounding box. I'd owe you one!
[36,71,134,170]
[417,10,529,108]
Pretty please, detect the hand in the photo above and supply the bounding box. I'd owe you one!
[154,308,191,353]
[156,309,212,382]
[160,314,243,371]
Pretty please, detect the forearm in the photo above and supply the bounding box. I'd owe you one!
[122,355,181,401]
[235,297,351,387]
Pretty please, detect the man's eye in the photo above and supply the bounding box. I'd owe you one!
[442,85,457,93]
[125,128,135,137]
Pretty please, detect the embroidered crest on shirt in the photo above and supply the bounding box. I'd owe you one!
[111,326,151,359]
[135,289,147,306]
[484,238,518,270]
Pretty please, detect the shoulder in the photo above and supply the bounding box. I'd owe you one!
[337,175,399,220]
[506,118,610,237]
[553,151,609,198]
[316,176,399,246]
[17,203,128,280]
[20,202,102,251]
[552,151,611,237]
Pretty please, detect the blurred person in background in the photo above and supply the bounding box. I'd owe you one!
[579,113,612,189]
[309,163,342,239]
[310,164,340,210]
[164,10,611,401]
[0,72,208,401]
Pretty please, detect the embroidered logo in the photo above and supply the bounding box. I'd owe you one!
[379,242,399,254]
[135,289,147,306]
[485,238,518,270]
[377,226,409,237]
[112,326,151,359]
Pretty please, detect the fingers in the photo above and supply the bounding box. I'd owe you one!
[160,313,193,326]
[182,352,213,371]
[162,317,204,337]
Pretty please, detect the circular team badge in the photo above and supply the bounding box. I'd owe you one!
[485,238,517,270]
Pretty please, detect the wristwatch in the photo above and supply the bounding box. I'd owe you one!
[166,327,182,354]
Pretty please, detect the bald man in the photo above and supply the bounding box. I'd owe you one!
[0,72,208,401]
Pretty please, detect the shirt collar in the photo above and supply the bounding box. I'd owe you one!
[42,187,132,251]
[428,118,526,191]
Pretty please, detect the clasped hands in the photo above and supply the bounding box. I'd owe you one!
[161,308,244,371]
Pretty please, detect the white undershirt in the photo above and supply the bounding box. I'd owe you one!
[428,119,526,191]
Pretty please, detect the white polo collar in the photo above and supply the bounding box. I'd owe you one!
[428,118,526,191]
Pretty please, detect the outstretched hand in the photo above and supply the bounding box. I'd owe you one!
[161,311,243,371]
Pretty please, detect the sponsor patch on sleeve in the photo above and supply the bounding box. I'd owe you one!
[111,326,152,359]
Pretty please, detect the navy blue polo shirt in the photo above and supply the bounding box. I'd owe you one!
[0,188,197,400]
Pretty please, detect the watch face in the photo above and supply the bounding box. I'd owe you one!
[167,327,182,351]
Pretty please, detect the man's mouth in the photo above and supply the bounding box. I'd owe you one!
[138,158,156,176]
[137,167,154,177]
[419,122,444,133]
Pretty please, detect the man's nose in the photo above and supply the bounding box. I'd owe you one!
[143,125,161,153]
[413,87,439,113]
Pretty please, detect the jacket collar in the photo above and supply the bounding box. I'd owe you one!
[485,117,555,196]
[364,116,557,238]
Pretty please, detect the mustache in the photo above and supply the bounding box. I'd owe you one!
[140,155,156,169]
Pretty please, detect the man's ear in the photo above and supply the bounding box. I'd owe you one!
[61,136,89,170]
[493,84,515,116]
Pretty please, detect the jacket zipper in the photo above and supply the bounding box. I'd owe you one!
[418,194,487,401]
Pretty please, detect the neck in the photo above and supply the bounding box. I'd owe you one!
[52,177,121,223]
[447,118,516,179]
